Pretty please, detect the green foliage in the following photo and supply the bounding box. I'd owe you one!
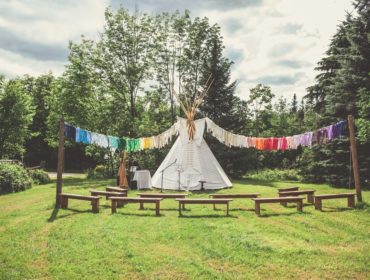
[87,164,112,179]
[245,168,302,181]
[302,1,370,187]
[0,163,32,194]
[29,169,51,185]
[0,79,35,158]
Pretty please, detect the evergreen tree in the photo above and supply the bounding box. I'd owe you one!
[302,0,370,187]
[198,35,255,178]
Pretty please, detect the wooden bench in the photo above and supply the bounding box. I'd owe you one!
[209,193,260,209]
[137,193,188,209]
[106,187,128,193]
[59,193,101,213]
[279,190,315,204]
[252,197,304,216]
[90,190,127,200]
[313,193,356,211]
[277,187,299,193]
[110,197,163,216]
[175,198,233,216]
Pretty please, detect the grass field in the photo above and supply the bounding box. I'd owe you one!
[0,178,369,280]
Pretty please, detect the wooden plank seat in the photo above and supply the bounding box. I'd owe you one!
[279,190,316,204]
[59,193,101,213]
[90,190,127,200]
[138,193,189,210]
[175,198,233,216]
[137,193,188,199]
[110,197,163,216]
[209,193,260,210]
[106,187,128,193]
[313,193,356,211]
[277,186,299,193]
[252,197,304,216]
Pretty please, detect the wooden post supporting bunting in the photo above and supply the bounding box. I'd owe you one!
[56,119,65,207]
[347,115,362,202]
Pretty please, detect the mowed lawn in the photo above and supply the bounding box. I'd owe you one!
[0,178,369,280]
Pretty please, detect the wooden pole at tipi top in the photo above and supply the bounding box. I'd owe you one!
[347,115,362,202]
[56,119,65,207]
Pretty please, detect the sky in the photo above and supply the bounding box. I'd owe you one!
[0,0,355,100]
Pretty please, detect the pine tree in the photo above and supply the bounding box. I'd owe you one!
[302,0,370,187]
[199,35,255,178]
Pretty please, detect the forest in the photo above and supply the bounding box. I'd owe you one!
[0,1,369,188]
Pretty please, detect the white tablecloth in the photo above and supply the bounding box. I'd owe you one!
[133,170,152,189]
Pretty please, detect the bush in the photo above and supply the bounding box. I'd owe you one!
[0,163,32,194]
[244,169,302,181]
[29,169,51,185]
[87,165,111,179]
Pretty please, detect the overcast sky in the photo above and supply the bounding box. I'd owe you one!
[0,0,354,100]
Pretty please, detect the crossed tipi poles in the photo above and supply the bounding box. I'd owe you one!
[170,75,214,140]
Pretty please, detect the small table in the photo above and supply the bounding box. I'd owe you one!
[133,170,152,189]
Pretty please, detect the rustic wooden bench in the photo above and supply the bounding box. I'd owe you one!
[209,193,260,209]
[59,193,101,213]
[279,190,316,204]
[110,197,163,216]
[252,197,304,216]
[137,193,189,209]
[313,193,356,211]
[277,186,299,193]
[175,198,233,216]
[106,186,128,193]
[90,190,127,200]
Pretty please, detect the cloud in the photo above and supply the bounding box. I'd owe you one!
[0,26,68,61]
[278,23,303,34]
[0,0,354,102]
[250,72,307,86]
[275,59,309,68]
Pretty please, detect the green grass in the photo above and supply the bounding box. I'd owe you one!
[0,178,369,280]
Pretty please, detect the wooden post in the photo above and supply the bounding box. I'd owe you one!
[347,115,362,202]
[56,119,65,207]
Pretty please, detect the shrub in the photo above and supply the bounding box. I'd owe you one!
[244,169,302,181]
[29,169,51,185]
[0,163,32,194]
[87,165,111,179]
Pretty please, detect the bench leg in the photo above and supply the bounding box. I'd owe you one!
[315,198,322,211]
[226,203,229,216]
[280,202,287,207]
[255,202,261,216]
[92,200,99,213]
[61,197,68,209]
[182,204,186,210]
[111,200,117,214]
[139,202,144,210]
[348,196,355,208]
[297,201,303,212]
[156,201,160,216]
[213,203,217,210]
[179,202,182,216]
[307,193,314,204]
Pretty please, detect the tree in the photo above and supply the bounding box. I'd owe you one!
[0,79,35,159]
[302,0,370,187]
[21,74,55,167]
[94,8,157,136]
[247,84,275,136]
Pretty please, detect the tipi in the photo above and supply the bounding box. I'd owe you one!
[151,117,232,190]
[151,76,232,190]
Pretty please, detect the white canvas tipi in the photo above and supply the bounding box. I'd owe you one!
[151,117,232,190]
